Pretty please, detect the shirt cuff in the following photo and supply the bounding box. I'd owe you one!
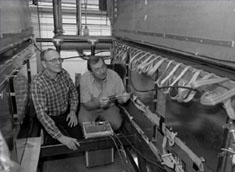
[53,131,63,140]
[70,106,77,113]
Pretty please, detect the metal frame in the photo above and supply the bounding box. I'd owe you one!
[115,29,234,48]
[40,134,135,158]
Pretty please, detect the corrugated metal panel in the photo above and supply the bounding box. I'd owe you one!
[0,0,32,34]
[110,0,235,69]
[0,0,33,55]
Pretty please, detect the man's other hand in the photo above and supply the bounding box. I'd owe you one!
[58,135,80,150]
[66,111,78,127]
[99,97,110,109]
[117,92,130,104]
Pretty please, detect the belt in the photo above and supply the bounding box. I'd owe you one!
[96,102,116,112]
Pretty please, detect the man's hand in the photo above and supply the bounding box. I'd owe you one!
[99,97,110,109]
[58,135,80,150]
[117,92,130,104]
[66,111,78,127]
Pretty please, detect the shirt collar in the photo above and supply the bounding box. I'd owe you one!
[43,69,62,81]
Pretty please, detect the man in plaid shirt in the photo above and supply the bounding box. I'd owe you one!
[31,49,81,150]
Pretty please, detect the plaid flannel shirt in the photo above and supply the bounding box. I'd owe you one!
[31,68,78,139]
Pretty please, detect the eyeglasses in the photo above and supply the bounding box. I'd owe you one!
[43,58,64,63]
[93,65,107,73]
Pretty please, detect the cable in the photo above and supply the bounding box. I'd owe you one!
[63,51,111,60]
[108,135,131,172]
[129,69,198,93]
[122,134,166,171]
[112,134,136,172]
[32,44,111,61]
[113,134,131,167]
[33,41,42,53]
[63,55,88,60]
[114,134,140,172]
[113,133,125,148]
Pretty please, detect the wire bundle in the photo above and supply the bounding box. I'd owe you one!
[112,41,235,120]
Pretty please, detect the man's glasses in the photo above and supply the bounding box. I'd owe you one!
[43,58,64,63]
[93,65,107,73]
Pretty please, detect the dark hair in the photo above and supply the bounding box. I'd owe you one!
[87,56,106,71]
[40,48,57,61]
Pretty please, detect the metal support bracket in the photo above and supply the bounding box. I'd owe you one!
[52,38,63,46]
[223,121,235,142]
[165,129,177,147]
[161,153,185,172]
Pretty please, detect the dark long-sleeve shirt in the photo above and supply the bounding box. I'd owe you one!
[31,69,78,139]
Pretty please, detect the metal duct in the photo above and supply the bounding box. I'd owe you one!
[54,35,113,43]
[76,0,81,35]
[36,36,113,51]
[53,0,63,35]
[59,42,111,50]
[36,36,113,43]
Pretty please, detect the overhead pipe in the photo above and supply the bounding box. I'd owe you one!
[36,36,113,52]
[57,0,63,35]
[53,0,63,35]
[53,35,112,52]
[53,35,113,43]
[75,0,83,55]
[76,0,81,35]
[51,0,112,54]
[52,0,58,34]
[36,36,112,52]
[90,40,96,55]
[36,36,113,45]
[59,42,111,51]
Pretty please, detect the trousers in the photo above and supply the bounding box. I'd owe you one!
[43,111,83,145]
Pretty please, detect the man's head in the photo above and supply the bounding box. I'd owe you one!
[87,56,107,80]
[41,49,64,76]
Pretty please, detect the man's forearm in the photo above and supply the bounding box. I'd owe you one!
[70,88,79,112]
[37,113,63,139]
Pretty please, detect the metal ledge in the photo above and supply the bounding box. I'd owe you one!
[114,29,234,48]
[40,134,135,158]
